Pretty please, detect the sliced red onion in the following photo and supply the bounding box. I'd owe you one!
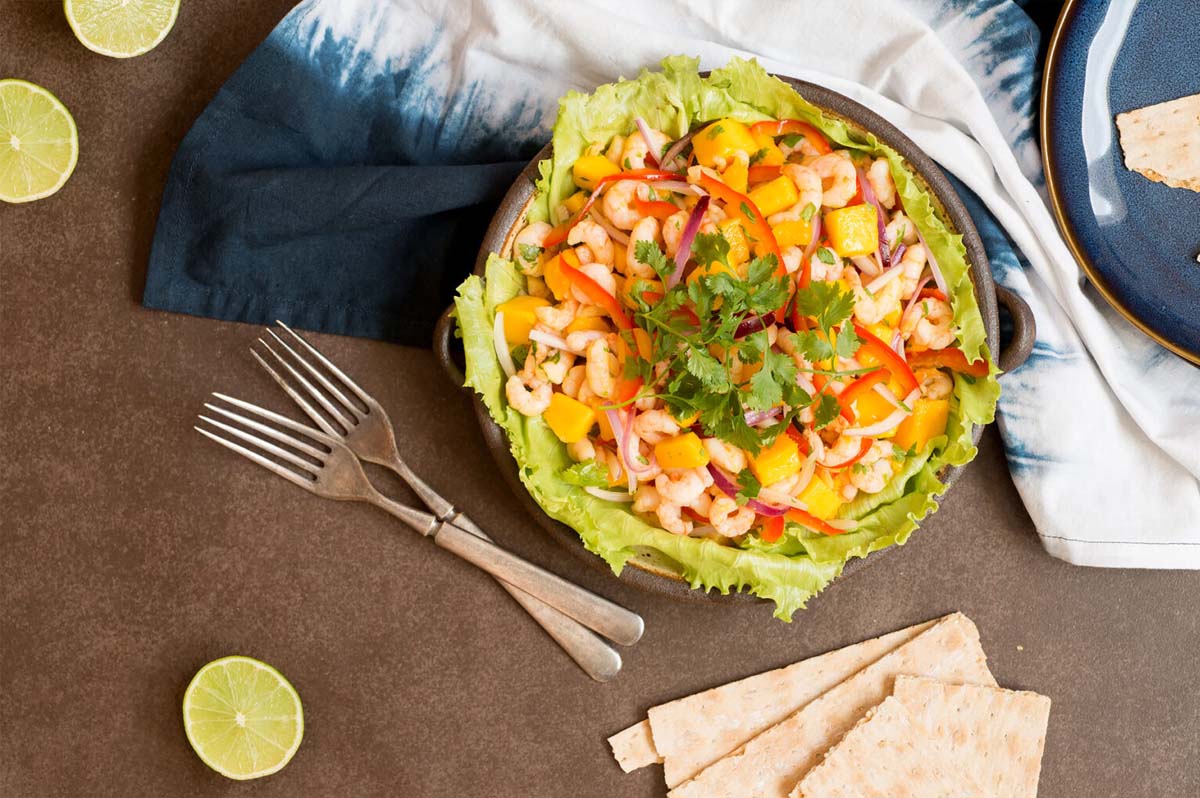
[857,166,891,270]
[634,117,660,168]
[842,389,920,437]
[528,328,582,355]
[914,225,948,295]
[651,180,704,196]
[734,314,767,339]
[892,243,907,266]
[493,312,516,378]
[872,382,904,409]
[668,195,709,288]
[604,409,636,493]
[902,274,933,320]
[817,439,870,469]
[588,209,630,245]
[584,486,634,502]
[890,330,905,356]
[659,130,695,170]
[706,464,789,516]
[865,258,906,294]
[851,254,880,277]
[744,406,783,427]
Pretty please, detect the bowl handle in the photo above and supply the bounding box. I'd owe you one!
[433,303,469,390]
[994,285,1036,372]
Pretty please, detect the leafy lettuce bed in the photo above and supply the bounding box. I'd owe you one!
[455,56,999,620]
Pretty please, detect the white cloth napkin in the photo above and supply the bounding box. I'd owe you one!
[289,0,1200,565]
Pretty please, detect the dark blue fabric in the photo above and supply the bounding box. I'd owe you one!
[142,19,530,345]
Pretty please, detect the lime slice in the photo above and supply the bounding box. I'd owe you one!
[182,656,304,781]
[64,0,180,58]
[0,80,79,204]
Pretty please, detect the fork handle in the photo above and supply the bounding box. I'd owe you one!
[367,491,643,646]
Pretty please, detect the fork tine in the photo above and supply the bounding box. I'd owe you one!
[265,329,362,421]
[250,347,343,437]
[209,392,340,446]
[203,403,328,459]
[198,415,322,474]
[275,320,373,405]
[195,426,317,492]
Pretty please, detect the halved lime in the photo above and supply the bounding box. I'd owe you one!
[182,655,304,781]
[0,80,79,204]
[64,0,180,59]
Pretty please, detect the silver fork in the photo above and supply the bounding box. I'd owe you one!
[196,398,644,655]
[247,326,635,682]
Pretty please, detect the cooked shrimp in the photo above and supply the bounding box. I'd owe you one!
[809,248,845,282]
[768,164,823,225]
[584,337,617,399]
[561,364,586,398]
[849,441,895,494]
[655,467,712,506]
[567,438,595,462]
[846,269,903,325]
[897,243,927,299]
[709,496,755,538]
[901,297,955,350]
[662,210,689,257]
[513,221,552,275]
[505,374,551,417]
[633,484,661,513]
[915,368,954,399]
[621,127,670,170]
[540,349,575,385]
[565,329,605,352]
[886,211,919,249]
[810,153,858,208]
[626,216,662,278]
[534,299,578,331]
[602,180,643,230]
[595,447,624,484]
[688,490,713,517]
[571,262,617,306]
[655,502,692,536]
[633,409,680,445]
[865,158,896,209]
[702,438,748,473]
[567,218,614,266]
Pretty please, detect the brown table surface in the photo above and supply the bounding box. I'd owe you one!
[4,3,1198,796]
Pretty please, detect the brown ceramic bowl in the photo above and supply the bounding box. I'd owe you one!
[435,74,1034,604]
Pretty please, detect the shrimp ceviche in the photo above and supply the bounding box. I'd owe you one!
[456,58,999,619]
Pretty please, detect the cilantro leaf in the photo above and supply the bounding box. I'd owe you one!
[518,243,543,263]
[834,325,863,359]
[793,281,856,332]
[790,330,832,362]
[813,393,842,429]
[800,203,816,222]
[749,147,769,165]
[739,201,757,223]
[691,231,730,267]
[816,247,836,265]
[634,240,674,281]
[706,124,725,140]
[780,133,802,147]
[685,348,730,391]
[735,468,762,504]
[560,460,611,488]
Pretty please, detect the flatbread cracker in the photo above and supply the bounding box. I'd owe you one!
[893,676,1051,798]
[793,696,986,798]
[1116,93,1200,192]
[647,618,937,786]
[607,720,661,773]
[669,613,995,798]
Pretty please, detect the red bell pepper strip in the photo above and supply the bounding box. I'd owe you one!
[785,507,845,536]
[695,173,782,270]
[633,196,680,220]
[749,119,832,156]
[906,347,990,378]
[846,172,864,207]
[785,423,809,454]
[917,287,948,302]
[810,373,854,423]
[760,514,786,543]
[545,168,682,247]
[835,368,887,422]
[852,321,919,395]
[558,255,634,330]
[747,164,782,184]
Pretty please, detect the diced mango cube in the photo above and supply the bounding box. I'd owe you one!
[852,387,896,427]
[891,398,950,452]
[654,432,710,470]
[825,204,879,258]
[721,159,748,193]
[543,393,597,443]
[691,118,758,169]
[565,316,610,335]
[595,406,616,442]
[750,131,786,166]
[797,471,843,520]
[749,434,802,486]
[496,295,550,344]
[747,176,800,217]
[772,219,813,250]
[562,190,588,215]
[718,219,751,266]
[672,409,701,427]
[572,155,620,190]
[542,253,571,301]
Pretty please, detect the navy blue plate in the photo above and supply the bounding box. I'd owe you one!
[1042,0,1200,365]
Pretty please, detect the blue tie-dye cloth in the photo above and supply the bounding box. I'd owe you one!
[144,0,1200,565]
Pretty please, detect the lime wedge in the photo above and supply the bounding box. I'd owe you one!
[182,656,304,781]
[64,0,180,59]
[0,80,79,204]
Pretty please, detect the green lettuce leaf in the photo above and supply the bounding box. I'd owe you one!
[459,57,1000,620]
